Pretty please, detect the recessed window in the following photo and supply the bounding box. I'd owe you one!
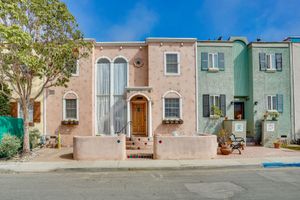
[164,98,180,119]
[63,92,79,120]
[267,95,277,111]
[210,95,220,115]
[71,60,79,76]
[65,99,77,119]
[266,54,276,70]
[165,52,180,75]
[18,102,34,123]
[208,53,218,69]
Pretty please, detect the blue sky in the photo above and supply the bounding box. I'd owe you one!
[63,0,300,42]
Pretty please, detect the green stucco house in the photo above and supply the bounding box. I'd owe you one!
[197,37,292,144]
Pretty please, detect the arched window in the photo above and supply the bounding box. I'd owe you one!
[163,91,182,119]
[63,91,79,120]
[113,57,127,132]
[97,58,111,134]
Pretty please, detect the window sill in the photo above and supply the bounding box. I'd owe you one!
[71,73,80,77]
[61,120,79,125]
[208,68,219,73]
[164,73,181,76]
[162,119,183,124]
[265,69,276,73]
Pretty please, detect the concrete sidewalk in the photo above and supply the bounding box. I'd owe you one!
[1,156,300,173]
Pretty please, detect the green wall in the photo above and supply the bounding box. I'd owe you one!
[248,45,291,141]
[197,44,234,134]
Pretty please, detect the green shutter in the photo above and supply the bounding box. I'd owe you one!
[201,52,208,71]
[275,53,282,71]
[218,52,225,71]
[220,94,226,117]
[203,94,210,117]
[277,94,283,113]
[259,53,266,71]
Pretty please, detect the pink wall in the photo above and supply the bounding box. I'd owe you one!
[148,42,197,136]
[45,49,95,146]
[46,39,197,146]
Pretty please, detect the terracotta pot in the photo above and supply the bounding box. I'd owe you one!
[220,146,232,155]
[274,143,280,149]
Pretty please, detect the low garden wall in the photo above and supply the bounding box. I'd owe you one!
[73,135,126,160]
[153,135,218,160]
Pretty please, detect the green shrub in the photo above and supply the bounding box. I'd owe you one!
[0,134,21,158]
[29,128,41,149]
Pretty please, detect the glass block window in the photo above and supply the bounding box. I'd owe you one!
[164,98,180,118]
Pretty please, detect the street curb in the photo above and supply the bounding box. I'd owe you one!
[0,164,263,173]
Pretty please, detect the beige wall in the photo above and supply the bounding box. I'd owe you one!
[293,43,300,139]
[148,42,197,135]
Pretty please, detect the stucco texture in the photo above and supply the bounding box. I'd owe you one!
[292,43,300,139]
[148,42,197,136]
[249,45,291,141]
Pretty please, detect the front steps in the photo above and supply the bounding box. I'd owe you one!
[126,136,153,159]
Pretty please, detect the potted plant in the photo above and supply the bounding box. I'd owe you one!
[273,138,281,149]
[269,111,279,121]
[217,129,231,155]
[210,105,222,119]
[263,112,268,120]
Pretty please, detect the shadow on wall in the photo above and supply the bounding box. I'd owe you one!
[155,123,183,135]
[203,118,223,135]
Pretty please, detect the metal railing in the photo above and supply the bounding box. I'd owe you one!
[115,121,132,135]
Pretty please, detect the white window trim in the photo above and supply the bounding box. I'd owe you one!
[266,95,277,112]
[63,91,79,121]
[208,53,218,70]
[71,60,80,76]
[162,90,183,120]
[18,102,34,123]
[209,95,220,117]
[164,52,181,76]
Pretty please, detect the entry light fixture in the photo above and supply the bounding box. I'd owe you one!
[230,101,234,105]
[254,101,258,105]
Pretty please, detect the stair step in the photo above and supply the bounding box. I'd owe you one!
[126,137,153,142]
[126,145,153,150]
[126,141,153,146]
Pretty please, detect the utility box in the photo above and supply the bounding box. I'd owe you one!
[261,120,278,147]
[223,120,247,143]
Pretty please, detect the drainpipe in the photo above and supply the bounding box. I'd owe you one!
[289,42,296,141]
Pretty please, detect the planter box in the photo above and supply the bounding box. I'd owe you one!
[73,135,126,160]
[154,135,217,160]
[61,120,79,125]
[162,119,183,124]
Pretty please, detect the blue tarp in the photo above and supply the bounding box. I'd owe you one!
[262,162,300,168]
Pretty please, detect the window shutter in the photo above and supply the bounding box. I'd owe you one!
[259,53,266,71]
[10,102,18,118]
[33,101,41,123]
[276,94,283,113]
[218,52,225,71]
[203,94,210,117]
[275,53,282,71]
[220,94,226,116]
[201,52,208,71]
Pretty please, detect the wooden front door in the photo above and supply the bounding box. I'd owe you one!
[131,103,147,136]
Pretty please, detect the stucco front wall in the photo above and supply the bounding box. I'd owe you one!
[249,45,291,141]
[148,42,197,135]
[292,43,300,139]
[197,44,234,134]
[45,49,94,146]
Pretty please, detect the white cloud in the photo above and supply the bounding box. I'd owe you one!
[104,3,158,41]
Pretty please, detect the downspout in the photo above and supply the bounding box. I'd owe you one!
[195,41,199,133]
[289,42,296,141]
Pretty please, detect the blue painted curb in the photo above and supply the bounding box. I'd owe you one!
[262,162,300,168]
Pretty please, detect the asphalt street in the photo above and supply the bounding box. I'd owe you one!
[0,168,300,200]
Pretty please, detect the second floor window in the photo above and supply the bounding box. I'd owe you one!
[165,52,180,75]
[201,52,225,71]
[259,53,282,71]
